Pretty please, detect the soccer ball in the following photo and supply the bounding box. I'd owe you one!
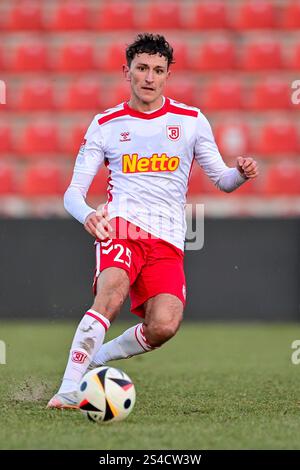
[77,366,136,423]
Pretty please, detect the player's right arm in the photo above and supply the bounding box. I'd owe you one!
[64,116,113,239]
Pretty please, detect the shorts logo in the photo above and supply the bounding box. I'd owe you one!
[182,284,186,300]
[167,125,180,141]
[72,351,87,363]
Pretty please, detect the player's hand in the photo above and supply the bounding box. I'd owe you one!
[236,157,259,179]
[84,205,113,240]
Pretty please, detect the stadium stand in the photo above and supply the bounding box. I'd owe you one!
[0,0,299,217]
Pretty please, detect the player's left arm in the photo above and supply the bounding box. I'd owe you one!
[194,112,259,193]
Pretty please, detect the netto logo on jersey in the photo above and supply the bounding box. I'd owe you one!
[122,153,180,173]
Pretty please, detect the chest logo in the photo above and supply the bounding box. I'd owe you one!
[120,131,131,142]
[122,153,180,173]
[167,125,180,141]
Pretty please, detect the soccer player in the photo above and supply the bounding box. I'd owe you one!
[47,33,258,408]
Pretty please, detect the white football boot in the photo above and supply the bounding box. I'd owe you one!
[46,391,78,409]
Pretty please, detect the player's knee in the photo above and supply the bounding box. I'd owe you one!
[145,319,182,347]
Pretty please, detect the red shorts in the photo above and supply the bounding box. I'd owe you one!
[93,217,186,317]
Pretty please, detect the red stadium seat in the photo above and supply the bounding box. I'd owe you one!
[105,82,131,108]
[165,78,195,105]
[0,125,12,154]
[100,42,127,72]
[240,39,283,70]
[0,46,5,71]
[93,2,134,30]
[48,1,90,30]
[56,42,95,72]
[256,121,299,156]
[234,0,277,30]
[168,40,189,71]
[281,1,300,29]
[187,1,228,30]
[187,164,205,196]
[200,78,243,111]
[10,41,49,72]
[0,164,15,194]
[263,162,300,195]
[136,2,182,30]
[214,122,251,158]
[191,38,235,71]
[61,79,102,111]
[16,79,56,111]
[18,122,60,157]
[87,166,110,198]
[62,123,89,156]
[289,42,300,70]
[21,163,64,196]
[247,78,292,110]
[6,0,43,31]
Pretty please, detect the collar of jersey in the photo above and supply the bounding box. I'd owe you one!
[123,97,170,119]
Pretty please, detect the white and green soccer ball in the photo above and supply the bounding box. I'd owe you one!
[78,366,136,423]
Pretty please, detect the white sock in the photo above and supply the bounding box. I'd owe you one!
[58,309,110,394]
[91,323,154,367]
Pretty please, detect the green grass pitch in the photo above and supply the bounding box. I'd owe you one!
[0,321,300,450]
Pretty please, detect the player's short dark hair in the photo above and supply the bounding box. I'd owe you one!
[126,33,174,68]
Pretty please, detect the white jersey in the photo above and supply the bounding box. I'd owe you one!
[67,97,246,250]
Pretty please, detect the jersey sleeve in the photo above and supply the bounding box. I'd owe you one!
[74,115,104,176]
[194,112,246,191]
[63,116,105,224]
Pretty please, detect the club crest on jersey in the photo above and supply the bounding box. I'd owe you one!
[167,125,181,141]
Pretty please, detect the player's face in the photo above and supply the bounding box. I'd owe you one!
[124,53,170,109]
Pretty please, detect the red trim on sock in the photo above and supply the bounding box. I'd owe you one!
[134,324,148,352]
[85,311,109,331]
[141,324,152,348]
